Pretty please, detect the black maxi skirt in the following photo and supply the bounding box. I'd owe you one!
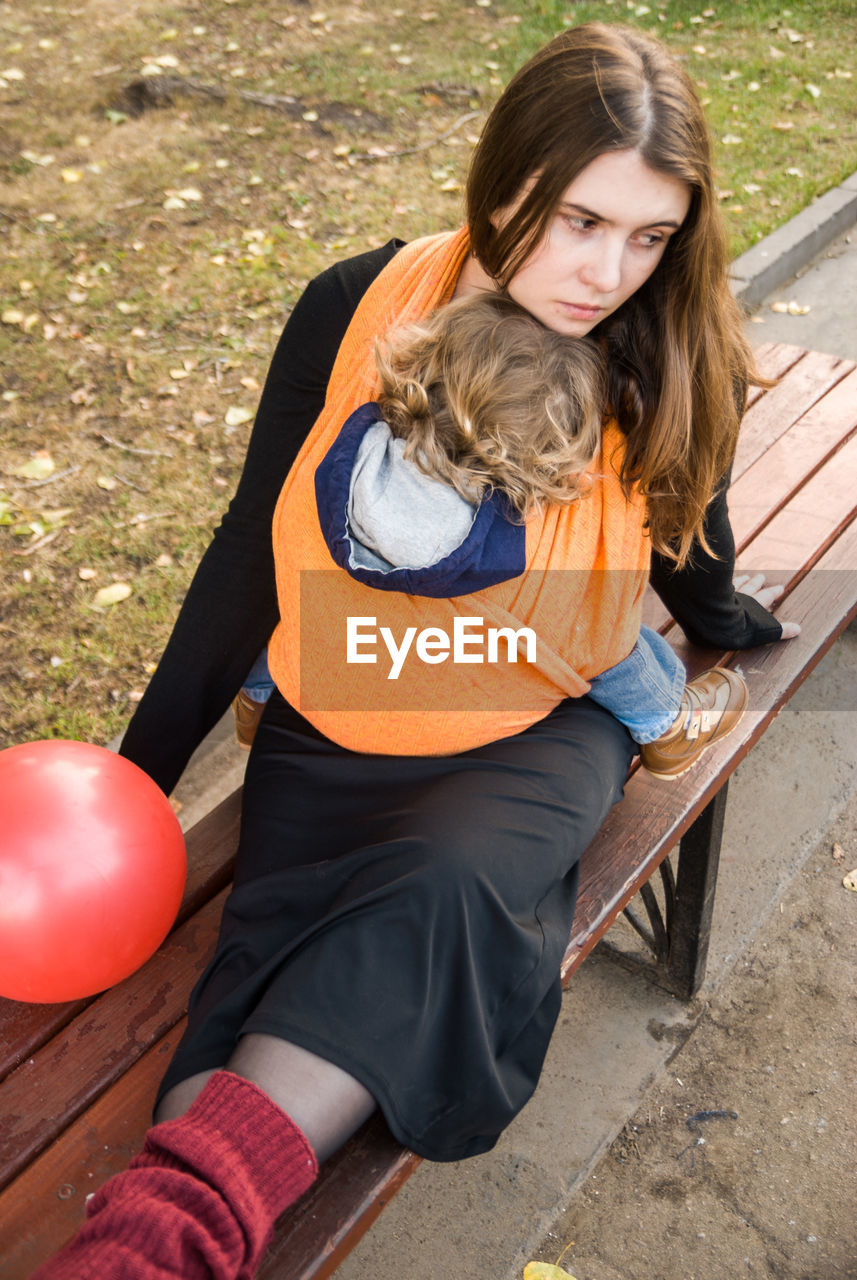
[156,689,634,1162]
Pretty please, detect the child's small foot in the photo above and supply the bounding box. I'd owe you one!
[232,689,266,750]
[639,667,748,780]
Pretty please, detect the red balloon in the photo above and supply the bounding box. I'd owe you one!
[0,740,186,1003]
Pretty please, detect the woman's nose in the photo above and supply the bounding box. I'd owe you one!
[579,237,623,295]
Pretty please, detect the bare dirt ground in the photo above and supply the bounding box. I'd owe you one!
[529,814,857,1280]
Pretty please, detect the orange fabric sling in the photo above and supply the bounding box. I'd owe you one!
[268,228,651,755]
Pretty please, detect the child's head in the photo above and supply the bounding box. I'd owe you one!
[375,292,605,519]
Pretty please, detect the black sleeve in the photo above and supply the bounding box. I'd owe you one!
[649,481,784,649]
[119,240,404,795]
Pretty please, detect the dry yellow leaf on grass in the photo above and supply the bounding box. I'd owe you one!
[93,582,133,607]
[225,406,254,427]
[12,450,55,480]
[523,1264,578,1280]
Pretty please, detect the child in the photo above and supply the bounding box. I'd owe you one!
[234,292,746,779]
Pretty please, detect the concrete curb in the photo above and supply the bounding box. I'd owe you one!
[730,168,857,309]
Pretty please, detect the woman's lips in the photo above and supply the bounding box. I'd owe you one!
[558,301,603,319]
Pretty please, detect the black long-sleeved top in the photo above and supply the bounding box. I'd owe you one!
[119,240,781,796]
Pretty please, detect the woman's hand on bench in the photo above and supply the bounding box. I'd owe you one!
[734,572,801,639]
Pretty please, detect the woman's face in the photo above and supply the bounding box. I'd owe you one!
[497,150,692,338]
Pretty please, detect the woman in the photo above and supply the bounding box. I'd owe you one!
[34,22,796,1280]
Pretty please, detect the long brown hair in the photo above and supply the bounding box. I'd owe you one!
[467,22,762,565]
[375,292,606,519]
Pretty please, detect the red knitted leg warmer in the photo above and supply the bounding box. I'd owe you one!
[30,1070,318,1280]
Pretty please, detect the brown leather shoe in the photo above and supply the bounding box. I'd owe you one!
[639,667,748,781]
[232,689,267,751]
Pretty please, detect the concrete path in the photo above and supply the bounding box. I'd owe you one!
[745,222,857,363]
[162,176,857,1280]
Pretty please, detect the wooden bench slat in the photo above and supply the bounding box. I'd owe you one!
[641,354,854,638]
[0,890,228,1194]
[746,340,809,411]
[733,349,854,479]
[728,367,857,550]
[0,1000,89,1091]
[736,430,857,578]
[0,788,239,1086]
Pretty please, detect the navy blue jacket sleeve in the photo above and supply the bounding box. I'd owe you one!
[119,241,403,795]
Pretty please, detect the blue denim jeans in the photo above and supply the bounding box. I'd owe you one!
[587,625,685,744]
[241,648,275,703]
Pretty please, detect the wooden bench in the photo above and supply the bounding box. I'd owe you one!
[2,342,856,1280]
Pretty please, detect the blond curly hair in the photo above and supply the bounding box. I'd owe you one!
[374,292,605,520]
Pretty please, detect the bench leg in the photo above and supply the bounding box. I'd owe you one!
[617,782,728,999]
[664,781,729,1000]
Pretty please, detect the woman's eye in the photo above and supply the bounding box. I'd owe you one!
[564,214,596,232]
[635,232,665,248]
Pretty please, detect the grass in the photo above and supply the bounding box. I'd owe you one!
[1,0,855,754]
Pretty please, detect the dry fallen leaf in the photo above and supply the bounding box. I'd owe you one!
[524,1265,578,1280]
[770,300,811,316]
[12,451,55,480]
[843,867,857,892]
[832,842,845,863]
[93,582,133,607]
[224,406,253,427]
[21,150,54,166]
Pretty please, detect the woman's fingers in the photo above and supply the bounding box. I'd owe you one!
[733,571,762,594]
[734,572,800,639]
[734,571,778,603]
